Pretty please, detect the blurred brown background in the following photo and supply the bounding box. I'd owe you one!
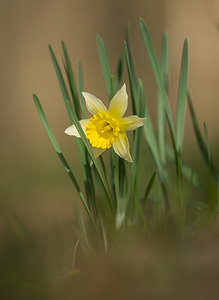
[0,0,219,229]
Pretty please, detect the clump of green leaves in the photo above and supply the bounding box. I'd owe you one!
[33,18,218,262]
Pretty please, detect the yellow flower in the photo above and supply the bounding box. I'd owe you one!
[65,84,146,162]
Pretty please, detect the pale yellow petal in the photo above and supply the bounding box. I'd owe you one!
[112,132,132,162]
[82,92,107,115]
[109,84,128,118]
[119,115,146,131]
[65,119,89,137]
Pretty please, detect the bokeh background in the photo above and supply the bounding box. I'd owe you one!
[0,0,219,298]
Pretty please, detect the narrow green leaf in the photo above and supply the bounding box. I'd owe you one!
[139,18,174,133]
[160,32,169,91]
[176,39,189,151]
[125,23,138,99]
[143,172,156,208]
[188,92,218,181]
[78,62,87,118]
[127,80,146,219]
[125,35,167,205]
[78,62,83,92]
[97,35,112,97]
[124,41,137,115]
[33,94,93,222]
[115,47,126,88]
[158,32,169,164]
[140,84,163,180]
[129,80,145,194]
[139,18,180,181]
[203,122,210,165]
[48,45,73,123]
[61,41,81,118]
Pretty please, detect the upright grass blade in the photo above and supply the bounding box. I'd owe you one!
[129,80,145,195]
[139,18,181,180]
[48,45,72,122]
[158,32,169,164]
[188,92,218,181]
[143,172,156,209]
[176,39,189,151]
[78,62,87,118]
[139,18,174,133]
[140,84,169,211]
[132,80,146,165]
[124,41,137,115]
[203,122,210,165]
[160,32,169,91]
[125,23,138,101]
[61,41,81,119]
[141,85,163,180]
[33,94,94,223]
[115,47,126,89]
[97,35,112,97]
[127,80,146,221]
[124,38,164,185]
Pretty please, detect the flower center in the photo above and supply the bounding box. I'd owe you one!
[85,112,120,149]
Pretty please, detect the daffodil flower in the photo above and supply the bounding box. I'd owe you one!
[65,84,146,162]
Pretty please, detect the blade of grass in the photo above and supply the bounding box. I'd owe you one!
[125,39,160,172]
[61,41,81,118]
[78,62,87,118]
[48,45,72,122]
[203,122,210,166]
[124,41,137,115]
[143,172,156,209]
[139,18,174,132]
[188,92,218,181]
[125,37,166,190]
[115,47,126,89]
[33,94,94,223]
[176,39,189,151]
[128,79,145,205]
[140,85,163,179]
[158,32,169,164]
[139,81,169,210]
[139,18,181,181]
[97,35,112,97]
